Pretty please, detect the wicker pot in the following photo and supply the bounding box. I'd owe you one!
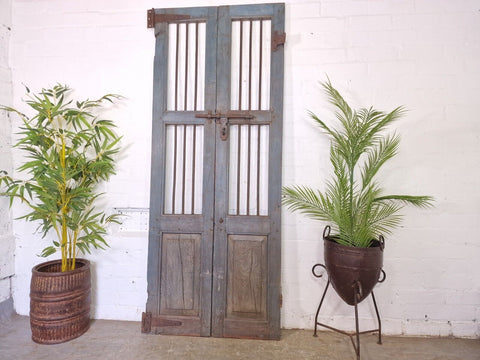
[323,227,384,306]
[30,259,91,344]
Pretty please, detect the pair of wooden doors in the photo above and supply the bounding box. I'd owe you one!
[142,3,284,339]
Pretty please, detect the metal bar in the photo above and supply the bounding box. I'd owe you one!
[195,111,255,120]
[194,22,199,111]
[182,125,187,214]
[191,125,197,214]
[248,20,253,111]
[175,23,180,111]
[246,125,251,214]
[221,112,254,119]
[147,11,192,28]
[184,23,189,111]
[238,21,243,110]
[236,125,242,215]
[172,125,178,213]
[194,111,216,119]
[357,329,381,335]
[313,280,330,337]
[372,291,382,345]
[256,125,261,216]
[354,284,360,360]
[317,321,355,337]
[258,20,263,110]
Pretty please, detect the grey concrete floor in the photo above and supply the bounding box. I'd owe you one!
[0,315,479,360]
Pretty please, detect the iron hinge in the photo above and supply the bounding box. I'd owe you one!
[272,31,286,52]
[147,8,192,28]
[279,293,283,308]
[141,312,152,333]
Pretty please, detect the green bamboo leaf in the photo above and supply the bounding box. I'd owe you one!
[40,246,57,257]
[0,85,123,269]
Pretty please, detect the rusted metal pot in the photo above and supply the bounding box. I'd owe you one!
[30,259,91,344]
[323,227,384,306]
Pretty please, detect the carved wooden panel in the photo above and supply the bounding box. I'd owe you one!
[160,233,200,316]
[227,235,267,320]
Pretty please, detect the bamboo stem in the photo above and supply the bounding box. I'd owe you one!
[60,136,69,271]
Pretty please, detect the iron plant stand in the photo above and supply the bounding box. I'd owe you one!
[312,263,386,360]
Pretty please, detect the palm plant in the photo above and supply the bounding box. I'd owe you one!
[0,84,122,271]
[282,80,433,248]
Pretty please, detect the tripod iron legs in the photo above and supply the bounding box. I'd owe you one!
[313,267,383,360]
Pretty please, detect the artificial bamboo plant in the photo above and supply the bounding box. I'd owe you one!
[282,80,434,248]
[0,84,122,271]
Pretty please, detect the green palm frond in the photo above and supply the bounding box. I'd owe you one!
[361,133,400,188]
[282,185,334,223]
[374,195,434,208]
[282,80,434,247]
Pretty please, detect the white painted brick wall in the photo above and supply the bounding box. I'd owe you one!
[0,0,14,305]
[8,0,480,337]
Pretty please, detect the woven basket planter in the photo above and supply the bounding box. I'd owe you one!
[30,259,91,344]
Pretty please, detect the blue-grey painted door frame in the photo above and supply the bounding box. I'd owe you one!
[143,3,284,340]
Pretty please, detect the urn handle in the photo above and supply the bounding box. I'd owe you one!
[378,234,385,251]
[323,225,331,240]
[378,269,386,283]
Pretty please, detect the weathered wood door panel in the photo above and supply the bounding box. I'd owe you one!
[144,3,284,340]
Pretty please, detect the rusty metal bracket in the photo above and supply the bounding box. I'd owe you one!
[141,312,183,333]
[195,111,217,120]
[141,312,152,333]
[195,111,255,120]
[147,8,192,28]
[272,31,286,51]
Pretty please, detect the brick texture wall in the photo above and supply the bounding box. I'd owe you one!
[0,0,14,315]
[8,0,480,337]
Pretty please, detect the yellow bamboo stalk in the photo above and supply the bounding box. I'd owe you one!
[60,136,69,272]
[62,217,68,271]
[71,230,79,271]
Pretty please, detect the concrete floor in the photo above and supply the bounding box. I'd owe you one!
[1,315,479,360]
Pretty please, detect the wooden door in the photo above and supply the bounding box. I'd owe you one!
[143,3,285,340]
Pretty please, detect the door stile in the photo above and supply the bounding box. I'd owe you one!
[212,3,285,340]
[144,6,218,337]
[145,17,169,320]
[199,7,218,336]
[210,5,231,339]
[266,3,285,340]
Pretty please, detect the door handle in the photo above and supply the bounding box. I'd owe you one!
[218,217,224,223]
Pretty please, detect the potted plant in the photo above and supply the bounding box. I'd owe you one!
[0,84,122,344]
[282,80,434,305]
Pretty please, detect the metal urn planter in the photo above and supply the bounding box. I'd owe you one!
[30,259,91,344]
[281,80,434,360]
[312,226,386,360]
[323,226,385,305]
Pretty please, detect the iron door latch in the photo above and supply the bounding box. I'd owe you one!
[195,111,255,141]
